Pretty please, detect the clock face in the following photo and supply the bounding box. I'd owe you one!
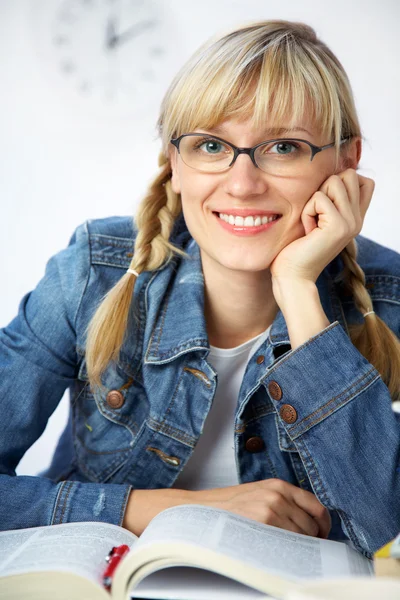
[29,0,182,120]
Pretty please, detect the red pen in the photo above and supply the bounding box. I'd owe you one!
[102,544,130,591]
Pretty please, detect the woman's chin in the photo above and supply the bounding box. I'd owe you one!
[206,251,275,275]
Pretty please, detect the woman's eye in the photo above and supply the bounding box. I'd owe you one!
[270,141,297,154]
[199,139,224,153]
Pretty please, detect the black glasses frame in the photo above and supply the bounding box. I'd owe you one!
[170,133,352,171]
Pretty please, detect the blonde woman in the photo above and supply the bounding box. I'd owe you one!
[1,20,399,559]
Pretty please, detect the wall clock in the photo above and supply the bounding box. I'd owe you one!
[29,0,182,120]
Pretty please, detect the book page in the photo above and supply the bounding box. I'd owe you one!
[135,505,373,580]
[0,522,136,585]
[131,566,275,599]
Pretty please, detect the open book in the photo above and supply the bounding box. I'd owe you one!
[0,504,374,600]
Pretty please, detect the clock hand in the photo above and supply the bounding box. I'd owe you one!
[107,20,157,50]
[105,17,118,48]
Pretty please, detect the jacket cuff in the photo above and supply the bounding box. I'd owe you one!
[265,321,379,439]
[51,481,132,527]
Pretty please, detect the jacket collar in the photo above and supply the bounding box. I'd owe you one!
[144,238,348,364]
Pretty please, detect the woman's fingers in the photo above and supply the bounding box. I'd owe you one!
[289,485,331,538]
[218,495,320,537]
[318,168,375,229]
[287,503,321,537]
[358,174,375,218]
[263,490,320,536]
[263,508,319,537]
[333,169,361,214]
[199,479,332,539]
[266,480,331,538]
[318,173,356,224]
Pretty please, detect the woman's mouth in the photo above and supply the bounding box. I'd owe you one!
[213,212,282,235]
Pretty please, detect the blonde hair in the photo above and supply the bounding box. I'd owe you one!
[85,20,400,401]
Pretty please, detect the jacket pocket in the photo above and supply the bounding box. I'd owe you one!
[72,360,148,483]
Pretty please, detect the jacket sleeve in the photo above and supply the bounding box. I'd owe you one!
[0,221,132,531]
[265,320,400,558]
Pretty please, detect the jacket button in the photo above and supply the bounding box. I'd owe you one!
[268,381,282,401]
[256,355,265,365]
[106,390,125,409]
[245,436,265,453]
[280,404,298,424]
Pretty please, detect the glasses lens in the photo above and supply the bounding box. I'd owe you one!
[255,140,312,175]
[179,135,234,172]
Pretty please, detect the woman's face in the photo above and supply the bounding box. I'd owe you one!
[169,116,355,275]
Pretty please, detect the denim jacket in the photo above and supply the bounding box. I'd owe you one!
[1,214,399,557]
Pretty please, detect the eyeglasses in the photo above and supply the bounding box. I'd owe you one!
[170,133,351,177]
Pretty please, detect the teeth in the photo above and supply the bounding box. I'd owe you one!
[218,213,279,227]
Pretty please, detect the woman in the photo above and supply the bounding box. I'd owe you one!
[1,20,399,558]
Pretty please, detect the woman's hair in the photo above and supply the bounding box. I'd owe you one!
[85,20,400,401]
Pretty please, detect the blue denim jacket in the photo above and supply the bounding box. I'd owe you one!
[1,214,399,557]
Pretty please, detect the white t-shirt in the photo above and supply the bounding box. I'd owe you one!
[173,326,272,490]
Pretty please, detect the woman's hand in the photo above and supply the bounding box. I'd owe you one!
[270,169,375,284]
[123,479,331,539]
[201,478,331,538]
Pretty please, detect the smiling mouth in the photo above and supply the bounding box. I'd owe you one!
[213,212,282,227]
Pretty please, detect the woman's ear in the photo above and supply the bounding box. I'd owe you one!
[168,147,181,194]
[342,136,362,169]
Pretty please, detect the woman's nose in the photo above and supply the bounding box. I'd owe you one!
[222,153,268,199]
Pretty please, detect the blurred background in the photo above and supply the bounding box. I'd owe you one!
[1,0,399,475]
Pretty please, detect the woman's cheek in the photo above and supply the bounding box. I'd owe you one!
[284,208,308,243]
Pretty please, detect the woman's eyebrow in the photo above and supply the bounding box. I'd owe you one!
[207,126,313,137]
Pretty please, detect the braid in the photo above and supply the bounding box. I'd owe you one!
[337,239,400,402]
[338,240,372,315]
[133,152,185,273]
[85,152,185,393]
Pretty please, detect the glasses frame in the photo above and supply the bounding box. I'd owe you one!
[170,133,352,173]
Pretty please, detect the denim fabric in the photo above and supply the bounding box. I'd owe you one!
[1,214,399,558]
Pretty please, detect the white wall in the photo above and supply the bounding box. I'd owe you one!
[1,0,399,476]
